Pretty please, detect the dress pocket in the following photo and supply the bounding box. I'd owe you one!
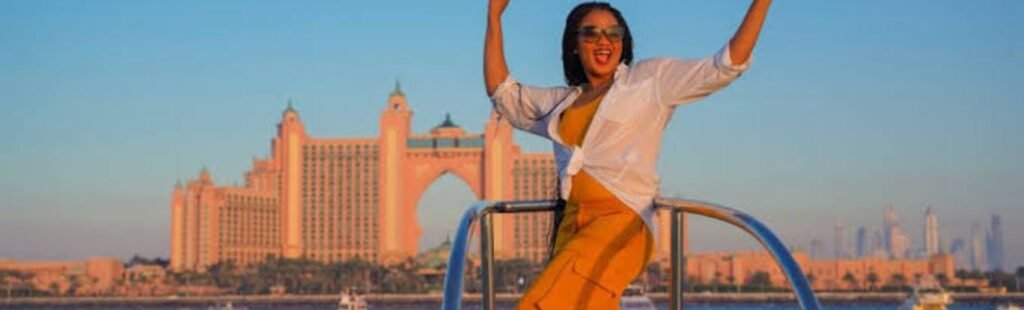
[570,254,633,296]
[535,253,622,309]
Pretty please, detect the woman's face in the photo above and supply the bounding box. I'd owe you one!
[576,9,623,86]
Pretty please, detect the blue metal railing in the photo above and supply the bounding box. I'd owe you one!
[441,197,822,310]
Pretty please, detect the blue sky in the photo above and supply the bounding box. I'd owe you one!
[1,1,1021,269]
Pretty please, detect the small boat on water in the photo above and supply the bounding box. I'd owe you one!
[897,285,953,310]
[996,304,1022,310]
[619,284,656,310]
[338,290,368,310]
[207,301,249,310]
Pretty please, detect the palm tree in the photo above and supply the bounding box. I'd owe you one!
[712,271,723,292]
[1,270,19,298]
[66,274,82,296]
[1,270,33,298]
[645,263,663,292]
[749,272,772,292]
[207,261,239,290]
[935,273,950,288]
[842,272,858,291]
[48,283,60,297]
[463,259,480,293]
[685,275,702,292]
[866,272,879,291]
[495,259,533,293]
[890,273,907,290]
[726,275,737,292]
[955,269,968,281]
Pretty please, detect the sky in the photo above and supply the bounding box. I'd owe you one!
[1,1,1021,269]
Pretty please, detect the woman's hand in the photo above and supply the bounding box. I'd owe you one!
[489,0,510,19]
[484,0,511,96]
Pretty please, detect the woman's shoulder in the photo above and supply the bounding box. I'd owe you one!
[626,56,710,81]
[630,56,698,71]
[624,58,667,79]
[619,57,675,83]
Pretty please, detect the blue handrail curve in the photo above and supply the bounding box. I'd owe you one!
[653,197,822,310]
[441,198,822,310]
[441,201,490,310]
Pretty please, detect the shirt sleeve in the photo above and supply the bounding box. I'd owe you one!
[489,75,571,139]
[640,43,751,107]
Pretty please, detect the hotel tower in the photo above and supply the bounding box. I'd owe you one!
[170,82,681,271]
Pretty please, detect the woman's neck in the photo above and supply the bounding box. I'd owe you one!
[586,76,613,90]
[582,80,613,94]
[574,81,612,107]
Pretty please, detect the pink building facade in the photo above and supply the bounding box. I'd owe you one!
[171,83,684,271]
[173,84,556,270]
[0,257,123,296]
[681,251,957,291]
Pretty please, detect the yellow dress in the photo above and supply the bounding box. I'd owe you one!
[517,94,654,310]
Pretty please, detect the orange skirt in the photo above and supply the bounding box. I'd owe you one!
[517,173,654,310]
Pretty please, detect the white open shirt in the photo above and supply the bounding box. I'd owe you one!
[490,44,750,237]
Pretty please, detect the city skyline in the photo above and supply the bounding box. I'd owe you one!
[1,1,1022,268]
[826,204,1008,272]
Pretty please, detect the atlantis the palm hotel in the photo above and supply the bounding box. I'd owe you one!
[171,82,683,269]
[170,82,960,291]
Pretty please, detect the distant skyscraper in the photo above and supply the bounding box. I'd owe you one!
[835,218,849,259]
[949,238,967,270]
[924,206,939,257]
[884,204,899,257]
[969,221,987,271]
[871,229,887,259]
[856,226,868,258]
[987,215,1004,271]
[883,205,913,259]
[891,226,910,259]
[810,238,826,260]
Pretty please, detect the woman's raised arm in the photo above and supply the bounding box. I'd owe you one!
[729,0,772,65]
[482,0,572,138]
[642,0,772,106]
[484,0,511,96]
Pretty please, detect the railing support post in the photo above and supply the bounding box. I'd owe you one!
[670,209,685,310]
[480,211,496,310]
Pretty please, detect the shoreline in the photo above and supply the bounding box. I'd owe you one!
[2,292,1023,307]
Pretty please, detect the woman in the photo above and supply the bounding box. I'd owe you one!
[485,1,771,309]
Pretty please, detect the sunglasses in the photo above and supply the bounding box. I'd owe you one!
[576,25,625,43]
